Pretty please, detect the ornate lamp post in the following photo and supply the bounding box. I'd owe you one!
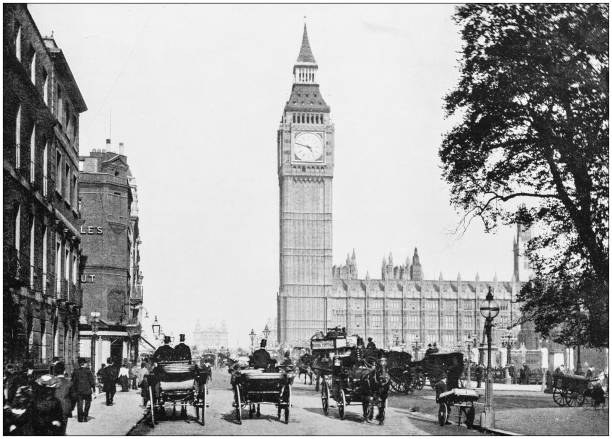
[249,329,256,353]
[89,311,100,371]
[501,331,517,384]
[479,287,500,429]
[263,324,270,342]
[412,335,421,361]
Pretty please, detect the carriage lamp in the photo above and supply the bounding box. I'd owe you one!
[479,287,499,429]
[249,329,256,353]
[263,324,270,341]
[152,316,161,337]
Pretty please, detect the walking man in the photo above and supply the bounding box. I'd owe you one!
[71,358,96,422]
[53,362,73,433]
[102,358,118,406]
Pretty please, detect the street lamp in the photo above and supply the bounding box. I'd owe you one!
[263,324,270,341]
[249,329,256,353]
[152,315,161,338]
[501,330,517,384]
[393,332,400,347]
[89,311,100,371]
[412,335,421,361]
[479,287,499,429]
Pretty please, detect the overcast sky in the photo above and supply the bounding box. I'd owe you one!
[29,4,516,348]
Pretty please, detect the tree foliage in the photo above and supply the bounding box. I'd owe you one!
[441,4,608,347]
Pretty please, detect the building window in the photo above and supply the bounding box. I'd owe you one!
[16,106,21,168]
[42,71,48,105]
[30,51,36,84]
[65,163,70,202]
[29,218,35,289]
[55,150,62,194]
[53,324,59,357]
[42,226,47,294]
[72,253,78,284]
[71,174,77,207]
[30,125,36,183]
[43,143,48,196]
[12,207,22,259]
[40,321,47,362]
[15,26,21,61]
[55,241,61,297]
[64,246,70,300]
[56,85,63,125]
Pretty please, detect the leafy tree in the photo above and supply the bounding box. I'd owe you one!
[441,4,608,347]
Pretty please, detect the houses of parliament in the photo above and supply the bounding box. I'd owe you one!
[276,25,530,351]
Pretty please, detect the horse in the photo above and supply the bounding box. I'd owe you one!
[345,350,390,425]
[297,354,314,385]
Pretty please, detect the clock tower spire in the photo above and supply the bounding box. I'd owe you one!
[277,25,335,346]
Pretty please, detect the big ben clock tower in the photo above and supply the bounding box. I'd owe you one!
[277,24,334,345]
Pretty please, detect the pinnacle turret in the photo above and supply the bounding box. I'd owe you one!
[297,23,316,64]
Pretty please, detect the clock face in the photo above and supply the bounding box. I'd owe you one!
[294,132,324,162]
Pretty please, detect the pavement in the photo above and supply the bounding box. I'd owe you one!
[66,387,144,436]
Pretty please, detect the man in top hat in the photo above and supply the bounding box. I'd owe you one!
[174,334,192,361]
[153,336,175,363]
[71,358,96,421]
[251,339,272,370]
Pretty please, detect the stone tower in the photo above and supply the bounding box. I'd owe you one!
[277,24,334,345]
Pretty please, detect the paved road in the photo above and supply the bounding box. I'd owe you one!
[129,369,481,435]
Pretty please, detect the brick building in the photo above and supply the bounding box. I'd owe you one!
[78,141,143,372]
[3,4,87,372]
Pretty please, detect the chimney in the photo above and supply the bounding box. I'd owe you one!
[105,138,111,153]
[118,142,125,155]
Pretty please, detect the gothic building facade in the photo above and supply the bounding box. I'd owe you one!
[276,25,523,352]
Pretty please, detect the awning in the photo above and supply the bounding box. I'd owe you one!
[140,336,156,351]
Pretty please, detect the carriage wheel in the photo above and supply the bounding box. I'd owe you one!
[338,389,346,420]
[321,380,329,416]
[438,403,448,426]
[235,387,242,424]
[566,391,582,407]
[552,388,566,406]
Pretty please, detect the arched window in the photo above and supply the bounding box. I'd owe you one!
[14,205,21,254]
[29,217,35,288]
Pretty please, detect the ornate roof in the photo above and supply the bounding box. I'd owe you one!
[284,83,330,113]
[297,24,316,64]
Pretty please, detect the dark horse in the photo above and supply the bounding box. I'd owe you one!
[354,352,391,425]
[297,354,314,385]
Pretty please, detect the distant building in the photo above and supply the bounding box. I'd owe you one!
[3,4,87,372]
[78,141,143,372]
[193,321,229,351]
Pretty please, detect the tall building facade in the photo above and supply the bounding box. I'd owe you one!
[77,142,143,372]
[276,26,522,353]
[277,25,335,344]
[3,4,87,372]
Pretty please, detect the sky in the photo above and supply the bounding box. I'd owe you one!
[29,4,516,348]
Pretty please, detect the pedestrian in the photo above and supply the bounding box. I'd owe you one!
[52,362,73,434]
[425,344,434,356]
[130,363,139,390]
[431,342,439,354]
[71,358,96,422]
[4,363,18,403]
[475,363,483,388]
[137,362,150,406]
[102,358,118,405]
[366,337,377,350]
[118,363,130,392]
[96,363,106,394]
[519,366,526,384]
[30,375,65,435]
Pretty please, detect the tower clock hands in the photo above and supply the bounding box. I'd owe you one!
[295,142,312,150]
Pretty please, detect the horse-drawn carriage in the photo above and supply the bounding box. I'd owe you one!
[386,351,425,393]
[319,347,390,424]
[309,332,357,391]
[552,373,606,408]
[412,352,464,389]
[231,364,294,424]
[145,360,210,427]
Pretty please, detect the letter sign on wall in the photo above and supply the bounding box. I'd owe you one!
[80,226,103,235]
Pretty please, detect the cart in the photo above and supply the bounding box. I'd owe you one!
[437,388,479,427]
[310,332,357,391]
[232,367,294,424]
[386,351,414,394]
[146,361,209,427]
[552,373,606,407]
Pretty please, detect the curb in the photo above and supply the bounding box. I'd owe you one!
[401,409,521,435]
